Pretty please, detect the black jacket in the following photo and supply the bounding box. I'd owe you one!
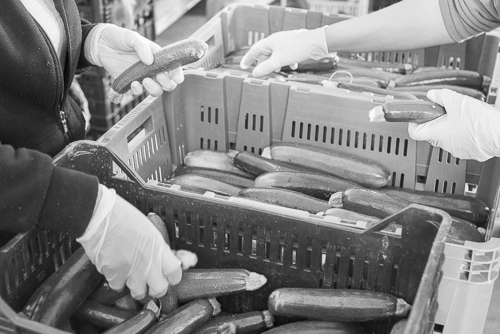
[0,0,99,237]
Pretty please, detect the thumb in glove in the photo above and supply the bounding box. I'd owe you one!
[77,185,195,300]
[89,24,184,97]
[240,27,329,77]
[408,89,500,162]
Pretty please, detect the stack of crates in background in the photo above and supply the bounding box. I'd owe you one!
[75,0,156,140]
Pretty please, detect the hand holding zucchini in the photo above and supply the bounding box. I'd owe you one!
[268,288,411,322]
[369,100,446,124]
[107,39,208,104]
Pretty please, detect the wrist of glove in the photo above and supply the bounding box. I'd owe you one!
[77,185,195,300]
[408,89,500,162]
[240,26,329,77]
[85,24,184,98]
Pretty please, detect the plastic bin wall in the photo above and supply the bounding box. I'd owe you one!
[103,70,500,333]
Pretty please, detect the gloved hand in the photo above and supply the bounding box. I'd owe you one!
[240,27,329,77]
[77,185,196,300]
[88,24,184,97]
[408,89,500,162]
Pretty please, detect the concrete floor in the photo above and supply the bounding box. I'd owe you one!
[154,1,500,332]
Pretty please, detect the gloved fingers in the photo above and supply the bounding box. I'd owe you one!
[167,267,183,286]
[130,81,144,96]
[252,56,282,78]
[407,122,440,147]
[101,265,128,293]
[142,77,163,97]
[146,264,170,299]
[127,276,149,301]
[169,67,185,84]
[156,72,178,92]
[129,34,162,66]
[161,246,183,285]
[289,63,299,70]
[240,40,272,70]
[174,249,198,270]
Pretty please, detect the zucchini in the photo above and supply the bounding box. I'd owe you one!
[393,69,490,91]
[107,39,208,103]
[145,299,217,334]
[114,295,141,312]
[254,171,361,200]
[330,188,485,243]
[184,150,255,179]
[23,248,102,329]
[171,166,255,189]
[238,187,331,213]
[228,150,310,176]
[88,280,130,306]
[75,300,135,329]
[329,82,418,100]
[323,208,379,228]
[193,322,237,334]
[103,299,160,334]
[369,100,446,124]
[331,67,400,87]
[268,288,410,322]
[281,57,336,73]
[392,85,486,101]
[261,321,366,334]
[176,269,267,303]
[335,57,414,74]
[168,174,242,196]
[147,212,179,315]
[263,142,391,188]
[379,188,489,227]
[194,311,274,334]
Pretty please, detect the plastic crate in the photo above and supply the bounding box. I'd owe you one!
[190,3,498,84]
[84,70,500,333]
[307,0,370,16]
[1,102,453,334]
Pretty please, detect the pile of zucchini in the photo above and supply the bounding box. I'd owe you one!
[167,142,488,244]
[216,48,491,102]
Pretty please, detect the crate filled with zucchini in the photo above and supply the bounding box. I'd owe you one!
[190,3,498,104]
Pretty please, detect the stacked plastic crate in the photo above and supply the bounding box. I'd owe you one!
[76,0,155,140]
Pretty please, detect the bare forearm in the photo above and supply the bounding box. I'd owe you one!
[325,0,454,52]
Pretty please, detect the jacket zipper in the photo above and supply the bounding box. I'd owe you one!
[32,12,71,144]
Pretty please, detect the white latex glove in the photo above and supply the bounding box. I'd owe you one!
[77,185,195,300]
[87,24,184,97]
[408,89,500,162]
[239,27,329,77]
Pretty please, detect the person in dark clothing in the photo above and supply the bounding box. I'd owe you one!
[0,0,193,301]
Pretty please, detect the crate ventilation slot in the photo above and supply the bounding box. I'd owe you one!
[200,138,218,150]
[243,146,262,155]
[244,113,264,132]
[200,106,219,124]
[290,123,409,156]
[356,51,419,65]
[247,31,265,46]
[441,56,461,69]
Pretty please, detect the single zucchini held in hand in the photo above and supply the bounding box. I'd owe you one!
[107,39,208,103]
[369,100,446,124]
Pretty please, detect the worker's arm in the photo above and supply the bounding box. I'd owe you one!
[325,0,452,52]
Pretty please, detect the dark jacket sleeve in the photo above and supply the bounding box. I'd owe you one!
[0,144,99,237]
[77,18,97,71]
